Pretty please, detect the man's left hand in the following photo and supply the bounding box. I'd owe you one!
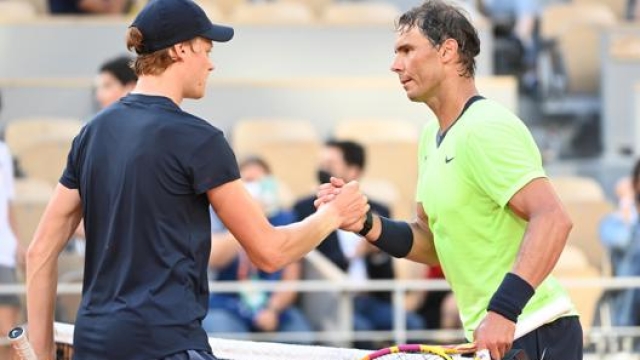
[474,311,516,360]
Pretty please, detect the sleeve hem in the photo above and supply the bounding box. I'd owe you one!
[59,176,79,190]
[497,171,547,208]
[195,174,240,195]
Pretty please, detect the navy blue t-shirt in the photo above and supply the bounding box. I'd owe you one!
[60,94,240,360]
[48,0,83,13]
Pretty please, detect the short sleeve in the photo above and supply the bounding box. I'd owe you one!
[188,132,240,194]
[60,131,83,189]
[463,117,546,207]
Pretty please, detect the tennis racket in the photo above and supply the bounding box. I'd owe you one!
[361,343,484,359]
[8,326,37,360]
[360,296,573,360]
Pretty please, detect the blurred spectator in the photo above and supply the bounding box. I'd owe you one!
[477,0,540,92]
[293,140,424,349]
[203,157,314,344]
[600,176,636,274]
[600,160,640,329]
[629,0,640,20]
[49,0,133,14]
[415,265,462,334]
[0,138,23,360]
[95,56,138,109]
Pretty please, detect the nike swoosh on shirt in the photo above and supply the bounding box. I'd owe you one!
[445,156,455,163]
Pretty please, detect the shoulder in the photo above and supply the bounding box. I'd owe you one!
[464,99,525,131]
[459,99,534,145]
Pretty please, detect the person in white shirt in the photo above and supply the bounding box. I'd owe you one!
[0,141,23,360]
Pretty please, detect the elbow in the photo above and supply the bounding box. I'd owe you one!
[26,242,47,269]
[250,250,287,274]
[559,209,573,235]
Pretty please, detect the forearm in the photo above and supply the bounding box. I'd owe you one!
[362,213,438,265]
[26,186,82,359]
[26,227,75,359]
[25,252,58,360]
[251,206,340,272]
[406,220,439,265]
[512,209,572,287]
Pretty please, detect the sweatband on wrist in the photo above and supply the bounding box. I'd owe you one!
[370,217,413,258]
[487,272,535,323]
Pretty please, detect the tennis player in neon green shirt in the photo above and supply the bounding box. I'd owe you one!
[317,1,582,359]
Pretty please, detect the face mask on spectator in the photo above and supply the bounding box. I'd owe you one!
[317,169,332,184]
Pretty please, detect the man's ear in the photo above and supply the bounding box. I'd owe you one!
[170,43,187,61]
[440,38,459,63]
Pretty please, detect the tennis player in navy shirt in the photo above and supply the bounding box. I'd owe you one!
[24,1,369,359]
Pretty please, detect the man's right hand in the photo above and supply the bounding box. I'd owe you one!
[316,177,369,232]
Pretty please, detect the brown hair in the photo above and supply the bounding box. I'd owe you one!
[125,27,176,76]
[396,0,480,78]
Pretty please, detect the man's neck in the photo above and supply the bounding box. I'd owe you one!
[426,77,478,132]
[131,73,184,106]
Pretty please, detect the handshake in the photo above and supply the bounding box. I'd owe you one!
[314,177,370,233]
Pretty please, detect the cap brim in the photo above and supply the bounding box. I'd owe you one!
[203,23,234,43]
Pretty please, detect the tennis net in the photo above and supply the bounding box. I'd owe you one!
[50,322,371,360]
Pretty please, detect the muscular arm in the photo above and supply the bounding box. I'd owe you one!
[26,185,83,360]
[208,179,366,273]
[508,177,573,287]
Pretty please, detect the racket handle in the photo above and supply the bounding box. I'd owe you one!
[8,327,38,360]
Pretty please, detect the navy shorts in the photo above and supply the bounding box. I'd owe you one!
[0,265,20,307]
[160,350,220,360]
[512,316,583,360]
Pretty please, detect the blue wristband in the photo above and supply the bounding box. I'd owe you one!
[487,272,535,323]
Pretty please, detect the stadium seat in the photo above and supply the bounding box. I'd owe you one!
[4,117,82,158]
[557,22,611,95]
[18,135,75,187]
[550,175,606,202]
[280,0,332,17]
[228,2,315,25]
[537,2,616,114]
[541,3,617,40]
[320,2,400,26]
[573,0,627,21]
[553,247,603,333]
[0,0,37,22]
[232,118,321,198]
[12,177,53,248]
[564,200,615,273]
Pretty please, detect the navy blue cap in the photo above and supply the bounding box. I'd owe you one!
[131,0,234,54]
